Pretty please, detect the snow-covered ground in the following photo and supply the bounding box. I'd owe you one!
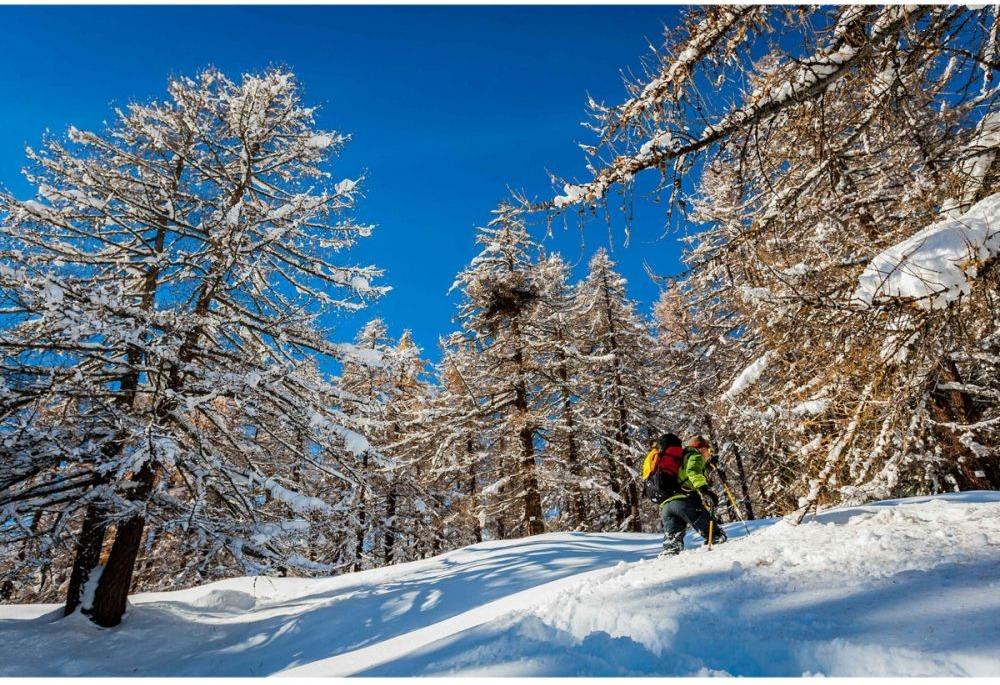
[1,492,998,677]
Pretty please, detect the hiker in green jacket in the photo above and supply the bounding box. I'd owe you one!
[659,435,726,557]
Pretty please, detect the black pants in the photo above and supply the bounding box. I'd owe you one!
[660,493,725,553]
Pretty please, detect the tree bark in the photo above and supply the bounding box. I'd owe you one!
[605,453,625,527]
[468,444,482,543]
[64,497,108,615]
[510,320,544,536]
[88,461,156,627]
[354,451,368,572]
[730,443,757,520]
[383,482,397,564]
[556,353,586,529]
[932,359,993,489]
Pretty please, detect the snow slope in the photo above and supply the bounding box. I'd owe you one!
[1,492,998,677]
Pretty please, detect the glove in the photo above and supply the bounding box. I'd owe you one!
[700,488,719,509]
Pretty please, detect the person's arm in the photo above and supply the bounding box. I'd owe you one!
[685,452,709,490]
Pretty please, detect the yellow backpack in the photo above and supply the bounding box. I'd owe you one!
[641,446,660,480]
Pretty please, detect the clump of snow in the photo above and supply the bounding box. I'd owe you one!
[339,428,370,457]
[941,113,1000,218]
[723,351,773,401]
[854,192,1000,309]
[335,178,358,195]
[792,399,829,416]
[333,342,386,368]
[187,589,257,612]
[21,200,56,221]
[737,284,773,303]
[268,203,295,221]
[224,201,242,227]
[41,280,64,306]
[350,275,371,293]
[305,135,334,149]
[782,262,810,276]
[553,183,588,209]
[637,130,675,160]
[78,565,104,613]
[247,474,333,515]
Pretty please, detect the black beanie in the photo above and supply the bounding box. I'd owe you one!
[657,433,682,450]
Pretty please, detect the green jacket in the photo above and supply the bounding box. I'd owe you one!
[661,447,709,505]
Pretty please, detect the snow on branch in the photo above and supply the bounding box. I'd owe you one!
[551,6,923,210]
[853,192,1000,310]
[722,351,773,402]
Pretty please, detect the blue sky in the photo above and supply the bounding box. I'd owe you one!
[0,5,690,361]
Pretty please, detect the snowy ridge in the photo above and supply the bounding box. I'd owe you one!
[0,492,998,676]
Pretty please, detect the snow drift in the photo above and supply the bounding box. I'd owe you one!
[1,492,998,677]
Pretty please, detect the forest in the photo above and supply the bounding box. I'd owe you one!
[1,5,998,629]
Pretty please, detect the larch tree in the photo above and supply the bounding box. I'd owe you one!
[0,68,384,625]
[544,5,1000,516]
[420,345,493,544]
[532,254,590,530]
[572,250,654,532]
[449,205,547,537]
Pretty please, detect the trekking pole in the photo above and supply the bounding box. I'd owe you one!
[696,490,717,549]
[721,482,752,537]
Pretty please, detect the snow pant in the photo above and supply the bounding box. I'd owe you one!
[660,493,725,554]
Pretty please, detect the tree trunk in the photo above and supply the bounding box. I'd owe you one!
[605,454,625,527]
[383,482,397,563]
[556,355,586,529]
[517,418,545,536]
[468,450,482,543]
[64,501,108,616]
[624,479,642,532]
[933,359,993,489]
[354,451,368,572]
[88,461,156,627]
[510,322,544,537]
[730,443,757,520]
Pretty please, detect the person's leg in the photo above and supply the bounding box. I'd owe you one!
[660,500,687,554]
[677,494,726,545]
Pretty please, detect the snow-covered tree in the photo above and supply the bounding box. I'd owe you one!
[547,5,1000,515]
[0,68,384,625]
[531,255,591,530]
[340,322,439,567]
[571,250,655,532]
[448,205,547,537]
